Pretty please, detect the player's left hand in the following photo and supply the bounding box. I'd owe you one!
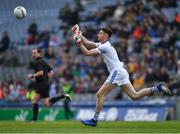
[71,24,82,36]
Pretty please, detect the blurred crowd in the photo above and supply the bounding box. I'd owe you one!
[0,0,180,102]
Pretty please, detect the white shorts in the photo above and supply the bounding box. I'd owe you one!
[106,68,130,86]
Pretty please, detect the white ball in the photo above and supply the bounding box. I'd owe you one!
[14,6,27,19]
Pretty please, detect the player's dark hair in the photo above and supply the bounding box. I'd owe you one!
[101,27,113,38]
[37,48,41,53]
[33,48,41,53]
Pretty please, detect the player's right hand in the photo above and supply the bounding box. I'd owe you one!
[73,34,82,46]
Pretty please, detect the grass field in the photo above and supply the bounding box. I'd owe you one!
[0,121,179,133]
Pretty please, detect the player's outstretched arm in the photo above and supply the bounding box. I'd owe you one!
[80,35,97,49]
[79,44,99,56]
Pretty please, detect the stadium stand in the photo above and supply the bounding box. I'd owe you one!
[0,0,180,103]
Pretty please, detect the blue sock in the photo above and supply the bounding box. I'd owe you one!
[92,112,99,121]
[150,86,159,94]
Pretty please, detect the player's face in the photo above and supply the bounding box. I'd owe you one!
[97,30,108,42]
[32,49,41,59]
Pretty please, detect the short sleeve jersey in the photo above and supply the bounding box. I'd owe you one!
[95,41,123,73]
[33,57,52,83]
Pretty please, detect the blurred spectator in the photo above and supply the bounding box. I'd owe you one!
[145,67,157,85]
[19,83,27,100]
[26,21,39,45]
[3,50,20,66]
[58,2,80,27]
[74,0,84,12]
[175,31,180,50]
[45,46,56,59]
[49,35,59,47]
[132,72,145,89]
[49,80,57,97]
[28,21,38,36]
[0,32,10,65]
[156,67,170,83]
[5,80,20,102]
[0,52,5,65]
[0,83,4,99]
[39,28,50,49]
[0,31,10,53]
[58,3,73,25]
[62,80,74,120]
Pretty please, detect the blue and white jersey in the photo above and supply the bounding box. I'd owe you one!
[95,41,123,73]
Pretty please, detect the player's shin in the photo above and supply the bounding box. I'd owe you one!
[32,103,39,120]
[92,96,104,121]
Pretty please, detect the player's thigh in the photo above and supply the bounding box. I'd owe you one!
[31,93,41,104]
[97,81,117,97]
[121,83,137,97]
[36,83,50,101]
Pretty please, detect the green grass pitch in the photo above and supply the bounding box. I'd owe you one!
[0,121,179,133]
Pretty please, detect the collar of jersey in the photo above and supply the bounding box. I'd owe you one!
[101,40,109,44]
[36,57,42,60]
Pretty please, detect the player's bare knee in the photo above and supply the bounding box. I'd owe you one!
[130,94,139,100]
[96,92,103,99]
[31,99,37,104]
[45,104,51,107]
[44,102,51,107]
